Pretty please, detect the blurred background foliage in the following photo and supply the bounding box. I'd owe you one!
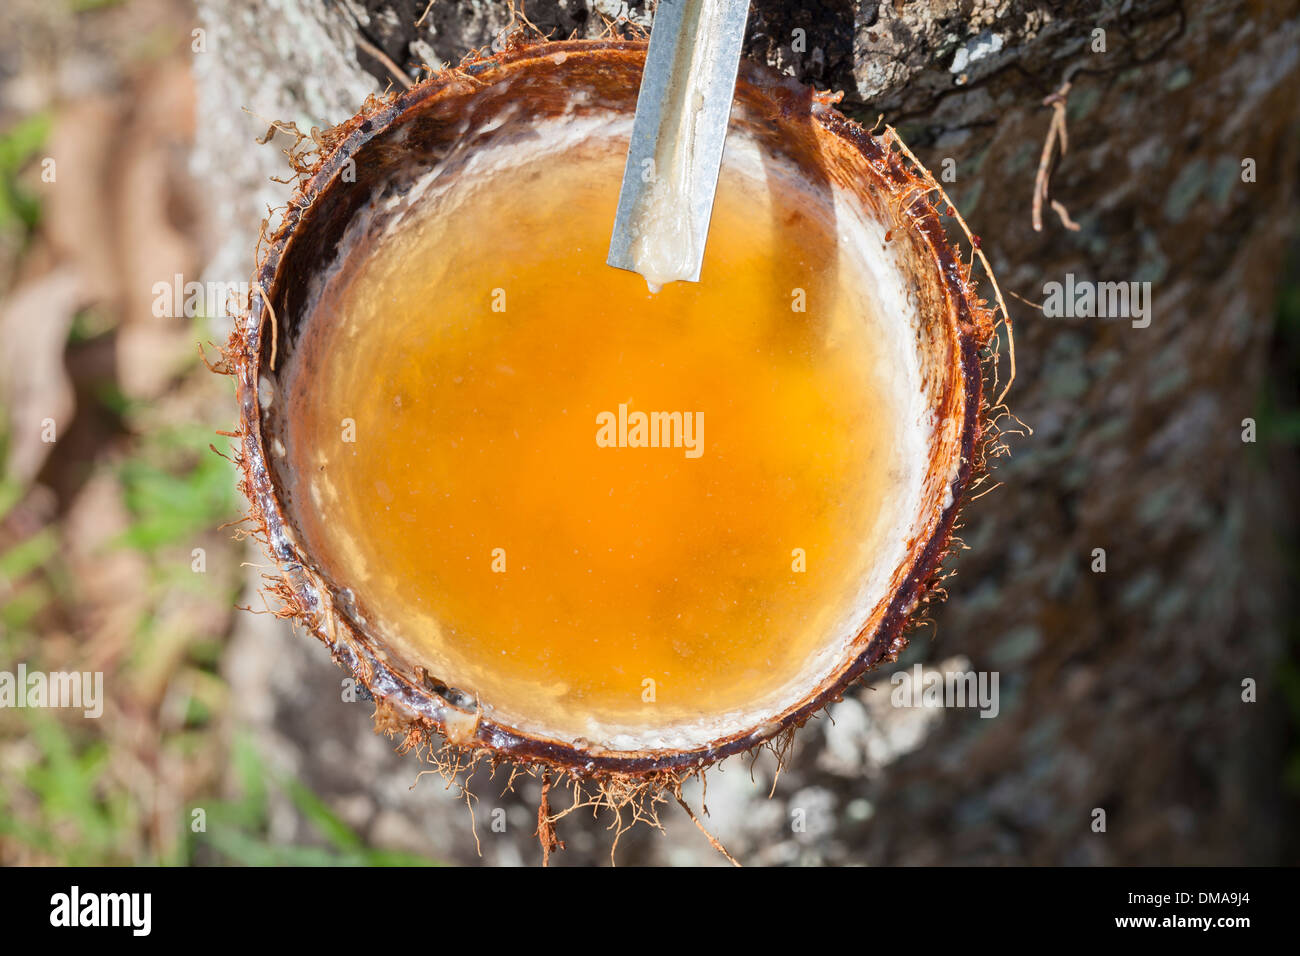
[0,0,439,866]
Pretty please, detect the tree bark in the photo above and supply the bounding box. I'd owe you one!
[202,0,1300,864]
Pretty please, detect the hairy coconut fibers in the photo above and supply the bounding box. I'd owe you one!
[281,128,919,747]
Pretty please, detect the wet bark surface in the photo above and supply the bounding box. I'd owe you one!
[198,0,1300,864]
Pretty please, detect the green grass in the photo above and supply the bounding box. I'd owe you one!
[115,423,240,553]
[0,713,138,865]
[186,736,440,866]
[0,112,51,238]
[0,720,440,866]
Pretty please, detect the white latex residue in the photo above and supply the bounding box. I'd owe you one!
[626,171,697,293]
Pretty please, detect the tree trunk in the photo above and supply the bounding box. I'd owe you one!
[202,0,1300,864]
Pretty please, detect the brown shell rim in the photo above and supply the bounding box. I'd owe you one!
[233,38,991,779]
